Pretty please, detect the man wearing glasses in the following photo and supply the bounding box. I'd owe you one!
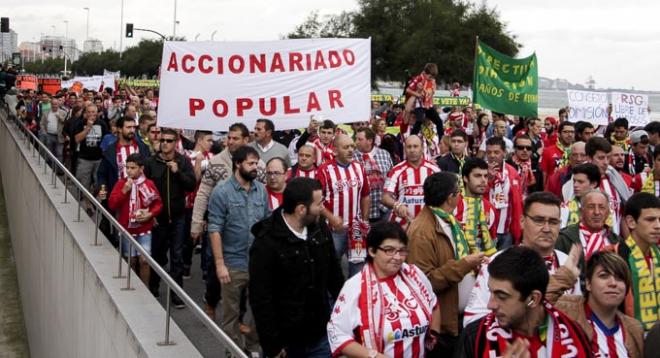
[143,128,197,307]
[507,134,543,197]
[463,192,582,327]
[265,157,288,210]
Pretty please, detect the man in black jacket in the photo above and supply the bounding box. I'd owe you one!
[144,128,196,306]
[250,177,344,358]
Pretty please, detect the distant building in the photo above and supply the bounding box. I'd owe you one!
[0,30,18,63]
[83,38,103,54]
[39,35,80,61]
[18,42,42,63]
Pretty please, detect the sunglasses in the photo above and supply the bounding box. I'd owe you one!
[515,145,532,151]
[159,138,175,143]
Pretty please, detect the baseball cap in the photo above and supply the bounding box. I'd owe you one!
[630,130,649,144]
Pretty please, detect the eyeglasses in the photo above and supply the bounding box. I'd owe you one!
[524,215,561,227]
[150,130,161,134]
[159,138,175,143]
[377,246,409,257]
[266,171,285,177]
[515,145,532,151]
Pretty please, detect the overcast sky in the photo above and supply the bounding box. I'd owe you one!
[7,0,660,91]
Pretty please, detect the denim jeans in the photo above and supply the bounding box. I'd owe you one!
[45,133,63,164]
[496,233,513,250]
[331,230,364,278]
[285,334,332,358]
[149,216,186,293]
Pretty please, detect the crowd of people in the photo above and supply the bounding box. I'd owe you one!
[2,61,660,358]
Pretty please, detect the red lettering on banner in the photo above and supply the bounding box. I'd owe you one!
[328,50,341,68]
[249,54,266,73]
[229,55,245,73]
[216,57,224,74]
[270,53,285,72]
[213,100,228,117]
[283,96,301,114]
[307,92,321,112]
[189,98,205,116]
[237,98,254,116]
[343,49,355,65]
[182,54,196,73]
[314,51,327,70]
[259,98,277,116]
[289,52,303,71]
[199,54,213,74]
[305,53,312,71]
[167,52,179,71]
[328,90,344,109]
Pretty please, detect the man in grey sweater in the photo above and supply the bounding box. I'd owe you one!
[250,118,291,167]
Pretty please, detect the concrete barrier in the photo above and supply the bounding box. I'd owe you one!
[0,115,202,357]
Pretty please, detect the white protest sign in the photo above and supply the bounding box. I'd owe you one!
[566,90,609,125]
[157,38,371,131]
[62,75,116,91]
[611,92,650,126]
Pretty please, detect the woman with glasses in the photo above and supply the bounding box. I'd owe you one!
[327,222,440,358]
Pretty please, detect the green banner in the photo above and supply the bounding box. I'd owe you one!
[118,79,160,87]
[473,40,538,116]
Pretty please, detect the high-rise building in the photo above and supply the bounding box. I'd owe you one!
[83,38,103,53]
[18,42,42,63]
[0,30,18,63]
[39,35,80,61]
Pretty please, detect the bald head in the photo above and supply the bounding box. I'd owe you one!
[334,134,355,165]
[405,135,424,164]
[569,141,587,167]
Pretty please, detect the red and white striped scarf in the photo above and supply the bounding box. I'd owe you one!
[578,223,608,261]
[128,175,158,228]
[312,137,334,166]
[511,155,535,195]
[116,141,139,180]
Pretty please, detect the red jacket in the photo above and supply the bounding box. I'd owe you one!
[108,178,163,235]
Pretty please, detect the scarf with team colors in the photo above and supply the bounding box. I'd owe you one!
[347,219,370,263]
[578,223,609,261]
[128,175,158,228]
[116,141,139,180]
[430,206,470,259]
[641,171,659,196]
[460,196,496,256]
[556,140,571,169]
[610,134,631,152]
[625,235,660,331]
[511,155,536,194]
[475,300,590,358]
[358,262,432,353]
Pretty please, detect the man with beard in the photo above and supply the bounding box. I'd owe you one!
[454,158,497,256]
[456,246,592,358]
[609,144,633,186]
[207,145,269,355]
[97,116,151,202]
[250,178,344,358]
[143,129,197,306]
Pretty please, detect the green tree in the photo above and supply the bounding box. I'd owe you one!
[287,0,521,86]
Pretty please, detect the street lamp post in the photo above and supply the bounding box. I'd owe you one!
[211,30,217,40]
[119,0,124,59]
[172,0,177,38]
[63,20,69,76]
[83,7,90,40]
[194,33,200,41]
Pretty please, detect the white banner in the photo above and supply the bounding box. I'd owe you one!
[611,91,650,127]
[566,89,609,125]
[157,38,371,131]
[62,75,116,92]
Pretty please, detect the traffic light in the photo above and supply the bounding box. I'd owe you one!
[1,17,9,33]
[126,23,133,38]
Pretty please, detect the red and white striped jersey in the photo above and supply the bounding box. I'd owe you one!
[589,311,628,358]
[184,150,214,209]
[286,165,317,181]
[312,137,335,167]
[327,265,437,358]
[266,187,284,211]
[384,160,440,226]
[316,160,370,227]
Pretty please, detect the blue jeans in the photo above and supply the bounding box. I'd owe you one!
[285,334,332,358]
[331,230,364,278]
[149,216,186,293]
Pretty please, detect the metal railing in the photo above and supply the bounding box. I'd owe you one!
[0,110,248,358]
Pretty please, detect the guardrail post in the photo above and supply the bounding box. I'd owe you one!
[114,233,125,278]
[92,207,101,246]
[121,242,135,291]
[157,289,176,346]
[75,188,83,222]
[62,175,69,204]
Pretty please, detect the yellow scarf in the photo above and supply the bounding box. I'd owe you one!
[462,196,496,256]
[625,235,660,331]
[610,134,630,152]
[565,199,580,227]
[641,172,658,195]
[556,140,571,168]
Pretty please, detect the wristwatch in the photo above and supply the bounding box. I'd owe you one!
[367,349,378,358]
